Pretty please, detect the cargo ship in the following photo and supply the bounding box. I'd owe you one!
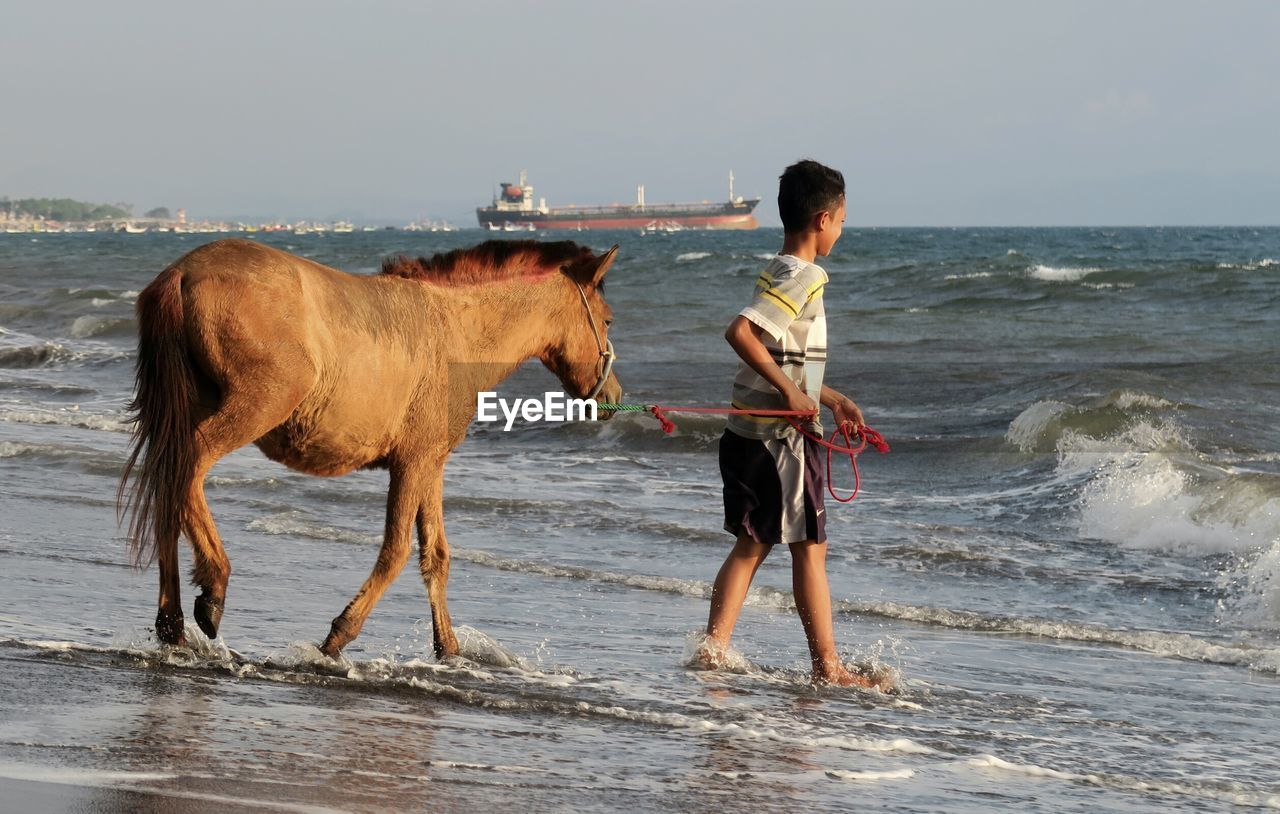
[476,171,759,231]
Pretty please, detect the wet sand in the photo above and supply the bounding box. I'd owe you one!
[0,777,309,814]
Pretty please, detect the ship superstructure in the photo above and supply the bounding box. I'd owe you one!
[476,171,759,231]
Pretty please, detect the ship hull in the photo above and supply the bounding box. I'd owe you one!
[476,200,760,231]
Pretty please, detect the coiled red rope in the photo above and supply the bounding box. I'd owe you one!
[600,403,890,502]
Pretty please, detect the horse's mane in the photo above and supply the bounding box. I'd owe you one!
[381,240,596,287]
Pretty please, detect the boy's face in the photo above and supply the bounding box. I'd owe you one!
[815,198,846,257]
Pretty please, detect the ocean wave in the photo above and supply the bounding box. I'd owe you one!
[1008,393,1280,626]
[587,410,723,453]
[0,763,177,787]
[0,334,130,368]
[1216,258,1277,271]
[1013,398,1280,556]
[1076,446,1280,555]
[1027,264,1102,282]
[965,754,1280,809]
[0,406,131,433]
[826,768,916,782]
[70,314,135,339]
[0,342,73,368]
[676,251,712,262]
[1005,390,1183,454]
[1217,534,1280,633]
[236,514,1280,674]
[0,635,930,758]
[942,271,994,280]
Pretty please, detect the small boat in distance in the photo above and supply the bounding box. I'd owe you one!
[476,171,759,231]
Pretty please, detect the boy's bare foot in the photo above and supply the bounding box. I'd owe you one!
[689,634,730,670]
[815,663,872,688]
[814,660,895,691]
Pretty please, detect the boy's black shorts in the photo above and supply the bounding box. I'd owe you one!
[719,428,827,547]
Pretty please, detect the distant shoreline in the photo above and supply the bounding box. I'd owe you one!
[0,217,460,235]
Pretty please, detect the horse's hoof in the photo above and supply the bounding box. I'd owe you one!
[321,614,359,657]
[433,636,460,660]
[155,611,186,646]
[194,595,224,639]
[318,637,342,660]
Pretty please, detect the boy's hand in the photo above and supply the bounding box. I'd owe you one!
[783,386,818,417]
[831,396,864,432]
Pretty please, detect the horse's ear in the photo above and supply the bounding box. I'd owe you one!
[589,245,620,287]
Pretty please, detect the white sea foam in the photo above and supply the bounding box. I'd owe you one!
[1216,258,1277,270]
[1005,400,1070,451]
[243,516,1280,673]
[1047,413,1280,558]
[682,630,757,675]
[676,251,712,262]
[943,271,993,280]
[968,753,1079,780]
[1010,395,1280,626]
[452,624,534,670]
[11,636,931,758]
[0,407,130,433]
[0,761,177,786]
[964,754,1280,809]
[825,768,915,781]
[70,314,130,338]
[463,549,1280,674]
[1028,264,1102,282]
[1110,391,1175,411]
[0,442,41,458]
[1220,539,1280,631]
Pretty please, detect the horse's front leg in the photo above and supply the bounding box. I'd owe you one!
[320,462,422,657]
[416,474,459,658]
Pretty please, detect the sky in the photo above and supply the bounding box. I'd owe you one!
[2,1,1277,226]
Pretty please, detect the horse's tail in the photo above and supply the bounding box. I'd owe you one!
[118,265,198,568]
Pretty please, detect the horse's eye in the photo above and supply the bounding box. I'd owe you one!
[604,319,614,328]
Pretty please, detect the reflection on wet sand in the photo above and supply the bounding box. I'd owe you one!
[85,662,453,811]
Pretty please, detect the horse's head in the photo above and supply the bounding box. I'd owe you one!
[541,244,623,410]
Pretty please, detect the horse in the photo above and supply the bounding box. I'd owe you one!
[118,238,621,658]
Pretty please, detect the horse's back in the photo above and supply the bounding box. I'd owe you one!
[163,239,437,475]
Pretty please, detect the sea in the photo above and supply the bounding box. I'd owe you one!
[0,226,1277,812]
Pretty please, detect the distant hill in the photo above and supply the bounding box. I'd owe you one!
[2,197,132,221]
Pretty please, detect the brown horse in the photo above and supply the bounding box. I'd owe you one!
[118,238,621,658]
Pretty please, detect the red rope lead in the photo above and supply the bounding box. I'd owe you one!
[628,404,890,502]
[783,418,890,502]
[649,405,677,434]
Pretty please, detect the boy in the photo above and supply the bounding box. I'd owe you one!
[702,159,873,688]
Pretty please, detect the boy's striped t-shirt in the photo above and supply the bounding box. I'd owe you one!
[727,254,828,440]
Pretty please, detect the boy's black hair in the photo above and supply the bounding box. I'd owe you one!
[778,159,845,233]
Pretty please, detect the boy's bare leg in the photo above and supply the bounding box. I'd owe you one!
[789,540,871,688]
[705,533,772,651]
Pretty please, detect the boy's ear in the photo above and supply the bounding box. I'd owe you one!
[813,208,833,231]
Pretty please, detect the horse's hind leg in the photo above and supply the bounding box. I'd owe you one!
[185,466,229,639]
[416,476,459,658]
[182,380,311,640]
[320,462,423,657]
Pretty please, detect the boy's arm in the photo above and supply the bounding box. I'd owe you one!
[725,316,816,415]
[821,384,865,431]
